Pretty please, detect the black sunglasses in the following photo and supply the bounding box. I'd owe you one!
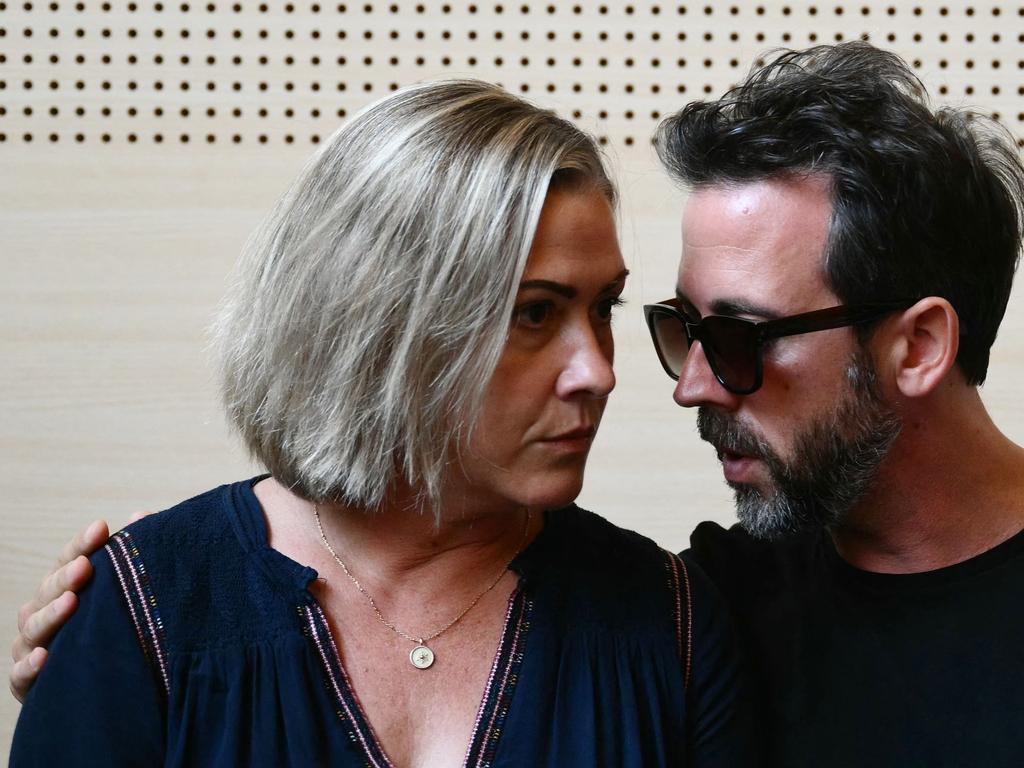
[642,298,914,395]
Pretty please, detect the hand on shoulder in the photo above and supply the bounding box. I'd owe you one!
[9,512,153,703]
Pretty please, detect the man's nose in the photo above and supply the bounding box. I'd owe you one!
[672,341,740,410]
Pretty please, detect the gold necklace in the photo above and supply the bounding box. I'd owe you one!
[313,504,531,670]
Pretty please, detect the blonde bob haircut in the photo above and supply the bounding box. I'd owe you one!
[214,79,616,511]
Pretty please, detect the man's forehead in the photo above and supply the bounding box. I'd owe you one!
[678,176,836,312]
[682,176,832,238]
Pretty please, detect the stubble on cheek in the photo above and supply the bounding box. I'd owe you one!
[695,351,902,540]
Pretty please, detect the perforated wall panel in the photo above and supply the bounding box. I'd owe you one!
[2,1,1022,148]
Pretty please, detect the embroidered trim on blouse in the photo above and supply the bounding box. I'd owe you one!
[664,551,694,690]
[463,588,532,768]
[301,603,393,768]
[105,530,171,695]
[303,586,532,768]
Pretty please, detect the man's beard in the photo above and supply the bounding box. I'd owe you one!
[697,350,902,540]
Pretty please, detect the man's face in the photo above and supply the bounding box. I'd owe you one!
[673,176,901,538]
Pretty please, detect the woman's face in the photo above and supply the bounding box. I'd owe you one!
[457,185,627,513]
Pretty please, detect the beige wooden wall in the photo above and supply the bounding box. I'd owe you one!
[3,0,1023,757]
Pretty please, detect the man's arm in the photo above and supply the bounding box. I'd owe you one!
[10,533,168,765]
[10,514,150,702]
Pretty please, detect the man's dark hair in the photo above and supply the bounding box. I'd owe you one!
[656,42,1024,384]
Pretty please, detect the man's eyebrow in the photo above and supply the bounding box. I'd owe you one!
[711,298,781,320]
[674,291,700,319]
[519,269,630,299]
[674,289,780,320]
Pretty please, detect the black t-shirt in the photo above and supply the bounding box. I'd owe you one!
[686,521,1024,767]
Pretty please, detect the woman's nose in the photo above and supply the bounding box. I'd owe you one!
[555,328,616,400]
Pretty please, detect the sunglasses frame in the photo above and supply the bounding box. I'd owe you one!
[642,298,915,395]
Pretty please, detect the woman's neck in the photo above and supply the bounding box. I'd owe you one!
[255,476,538,589]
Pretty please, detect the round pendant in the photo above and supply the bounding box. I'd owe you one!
[409,645,435,670]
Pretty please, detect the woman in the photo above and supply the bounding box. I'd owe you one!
[11,80,753,766]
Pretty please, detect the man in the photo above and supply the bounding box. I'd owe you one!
[13,43,1024,765]
[646,43,1024,765]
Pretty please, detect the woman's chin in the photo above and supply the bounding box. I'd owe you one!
[514,472,586,511]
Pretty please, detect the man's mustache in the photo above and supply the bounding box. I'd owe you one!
[696,407,771,461]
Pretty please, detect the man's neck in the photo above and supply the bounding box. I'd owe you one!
[830,388,1024,574]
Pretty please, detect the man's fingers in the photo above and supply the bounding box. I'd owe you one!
[9,520,114,704]
[28,555,93,625]
[16,601,34,634]
[17,556,90,632]
[54,520,108,570]
[9,647,47,704]
[13,591,78,658]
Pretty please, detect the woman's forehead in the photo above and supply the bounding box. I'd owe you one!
[521,187,624,286]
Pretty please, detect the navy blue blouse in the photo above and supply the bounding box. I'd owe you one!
[12,479,754,767]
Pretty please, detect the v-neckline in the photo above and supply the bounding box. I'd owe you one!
[231,477,547,767]
[300,584,534,768]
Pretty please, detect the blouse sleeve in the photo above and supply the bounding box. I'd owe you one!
[10,540,166,766]
[681,552,763,768]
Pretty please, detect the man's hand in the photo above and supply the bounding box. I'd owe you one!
[10,519,111,702]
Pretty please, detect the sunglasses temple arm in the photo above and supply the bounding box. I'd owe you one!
[759,303,911,342]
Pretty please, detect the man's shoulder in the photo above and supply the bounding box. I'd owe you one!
[543,504,675,581]
[686,519,778,568]
[535,505,692,628]
[683,520,825,607]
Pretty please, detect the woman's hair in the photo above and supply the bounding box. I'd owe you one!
[657,42,1024,384]
[214,79,615,510]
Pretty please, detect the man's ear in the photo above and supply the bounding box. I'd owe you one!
[883,298,960,398]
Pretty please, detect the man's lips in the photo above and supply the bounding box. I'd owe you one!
[713,445,761,483]
[716,446,751,462]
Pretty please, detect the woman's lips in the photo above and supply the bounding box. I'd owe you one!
[540,427,596,453]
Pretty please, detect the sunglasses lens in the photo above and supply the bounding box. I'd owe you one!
[702,316,759,393]
[650,310,690,377]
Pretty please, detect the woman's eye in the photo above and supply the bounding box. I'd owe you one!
[513,301,554,329]
[596,296,625,321]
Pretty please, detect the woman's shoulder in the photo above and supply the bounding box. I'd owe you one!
[106,480,258,590]
[544,503,660,549]
[540,504,682,578]
[520,505,693,629]
[117,480,246,550]
[95,477,312,651]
